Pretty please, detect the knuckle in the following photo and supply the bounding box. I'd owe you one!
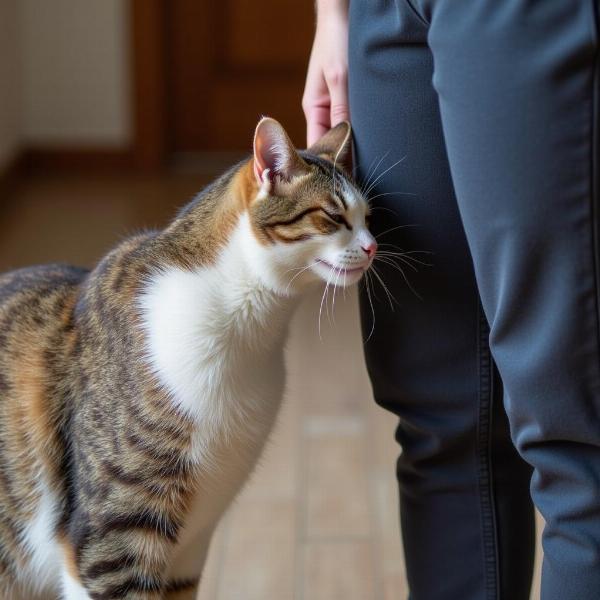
[325,66,348,87]
[330,104,348,119]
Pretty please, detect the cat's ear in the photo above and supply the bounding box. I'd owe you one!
[253,117,308,188]
[308,121,352,168]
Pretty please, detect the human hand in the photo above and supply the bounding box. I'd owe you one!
[302,0,349,147]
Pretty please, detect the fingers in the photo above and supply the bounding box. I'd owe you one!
[306,105,331,148]
[303,65,331,146]
[303,68,349,147]
[324,67,349,127]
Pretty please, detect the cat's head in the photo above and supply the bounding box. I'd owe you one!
[242,117,376,295]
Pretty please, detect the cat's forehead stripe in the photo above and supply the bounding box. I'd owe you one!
[339,178,362,211]
[302,153,363,211]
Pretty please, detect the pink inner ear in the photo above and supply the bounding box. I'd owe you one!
[253,159,263,184]
[253,117,307,185]
[254,119,292,179]
[254,130,276,183]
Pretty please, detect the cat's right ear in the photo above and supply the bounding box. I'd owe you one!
[253,117,308,192]
[308,121,352,170]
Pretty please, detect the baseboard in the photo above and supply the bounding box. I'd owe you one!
[0,152,25,198]
[20,146,134,174]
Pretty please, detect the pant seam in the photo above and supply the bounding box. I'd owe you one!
[402,0,430,27]
[590,0,600,388]
[477,304,500,600]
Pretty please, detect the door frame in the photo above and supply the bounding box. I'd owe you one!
[130,0,168,170]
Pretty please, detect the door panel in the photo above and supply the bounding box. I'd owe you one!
[166,0,314,153]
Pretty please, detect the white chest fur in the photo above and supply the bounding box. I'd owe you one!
[139,216,296,545]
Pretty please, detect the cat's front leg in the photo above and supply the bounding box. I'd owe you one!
[163,528,214,599]
[61,551,198,600]
[60,507,182,600]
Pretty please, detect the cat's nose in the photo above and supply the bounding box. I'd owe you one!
[361,241,377,259]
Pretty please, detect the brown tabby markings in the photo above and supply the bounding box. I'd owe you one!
[245,154,349,245]
[0,139,357,597]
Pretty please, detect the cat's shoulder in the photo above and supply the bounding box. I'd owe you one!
[82,230,159,297]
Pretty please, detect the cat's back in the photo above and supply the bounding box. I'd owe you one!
[0,263,88,372]
[0,262,88,314]
[0,262,88,361]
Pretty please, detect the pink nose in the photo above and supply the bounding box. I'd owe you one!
[361,241,377,259]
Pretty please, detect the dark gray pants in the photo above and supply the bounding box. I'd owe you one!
[348,1,600,598]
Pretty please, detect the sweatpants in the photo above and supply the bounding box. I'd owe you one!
[348,1,600,598]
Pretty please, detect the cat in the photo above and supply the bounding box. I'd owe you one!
[0,117,376,600]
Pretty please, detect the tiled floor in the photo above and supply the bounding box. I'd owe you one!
[0,172,542,599]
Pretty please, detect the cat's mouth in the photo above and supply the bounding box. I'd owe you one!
[315,259,368,275]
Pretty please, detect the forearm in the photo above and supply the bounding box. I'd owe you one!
[315,0,348,18]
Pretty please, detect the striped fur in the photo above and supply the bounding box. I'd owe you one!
[0,119,375,599]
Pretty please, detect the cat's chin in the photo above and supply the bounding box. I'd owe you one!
[311,259,367,287]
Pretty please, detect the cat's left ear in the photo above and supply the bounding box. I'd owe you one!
[308,121,352,169]
[253,117,308,188]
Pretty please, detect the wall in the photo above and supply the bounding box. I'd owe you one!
[1,0,132,171]
[0,0,22,169]
[19,0,131,147]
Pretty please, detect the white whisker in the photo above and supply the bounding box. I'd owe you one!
[369,206,401,217]
[364,155,407,197]
[377,245,434,267]
[375,223,419,239]
[370,264,398,310]
[285,262,318,293]
[368,191,418,202]
[363,272,376,343]
[376,255,419,273]
[331,267,343,324]
[377,250,429,267]
[318,278,329,340]
[361,150,391,195]
[377,259,422,300]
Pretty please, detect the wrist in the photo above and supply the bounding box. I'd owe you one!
[315,0,348,19]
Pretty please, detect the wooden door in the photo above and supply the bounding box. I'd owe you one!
[166,0,315,153]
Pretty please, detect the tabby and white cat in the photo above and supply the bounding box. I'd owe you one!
[0,118,376,599]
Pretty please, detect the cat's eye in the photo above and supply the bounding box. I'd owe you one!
[321,209,351,230]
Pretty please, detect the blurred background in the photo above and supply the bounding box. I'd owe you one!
[0,1,540,598]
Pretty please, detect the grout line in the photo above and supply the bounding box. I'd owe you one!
[293,400,308,600]
[298,535,374,544]
[364,398,386,600]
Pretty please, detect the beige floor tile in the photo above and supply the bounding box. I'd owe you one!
[365,396,400,470]
[303,415,371,539]
[196,518,229,600]
[286,288,373,418]
[530,511,544,600]
[241,400,298,502]
[372,474,406,600]
[217,499,296,600]
[302,540,377,600]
